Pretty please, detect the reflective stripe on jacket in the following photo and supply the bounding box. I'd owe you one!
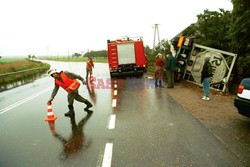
[55,72,80,93]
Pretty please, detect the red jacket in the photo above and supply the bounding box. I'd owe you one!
[155,57,164,67]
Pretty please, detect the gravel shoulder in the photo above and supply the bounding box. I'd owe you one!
[145,73,250,166]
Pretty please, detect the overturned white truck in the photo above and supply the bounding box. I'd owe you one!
[171,36,237,92]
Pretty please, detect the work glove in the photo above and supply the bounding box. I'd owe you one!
[82,79,87,85]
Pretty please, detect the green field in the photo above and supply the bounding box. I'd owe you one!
[0,58,25,64]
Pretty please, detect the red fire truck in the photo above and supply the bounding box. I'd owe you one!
[107,37,147,77]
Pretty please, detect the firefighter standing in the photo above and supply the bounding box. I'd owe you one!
[86,57,94,80]
[47,69,93,117]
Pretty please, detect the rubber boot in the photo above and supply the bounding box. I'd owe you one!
[84,100,93,114]
[65,105,75,117]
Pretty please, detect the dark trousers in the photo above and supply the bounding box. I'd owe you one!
[86,68,92,79]
[166,70,174,88]
[68,89,89,106]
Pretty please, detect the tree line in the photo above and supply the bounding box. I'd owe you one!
[146,0,249,82]
[71,50,107,59]
[182,0,250,80]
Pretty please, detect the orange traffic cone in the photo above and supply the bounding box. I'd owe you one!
[45,102,57,121]
[47,120,56,134]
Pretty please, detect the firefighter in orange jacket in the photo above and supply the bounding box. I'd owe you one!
[47,69,93,117]
[86,57,94,79]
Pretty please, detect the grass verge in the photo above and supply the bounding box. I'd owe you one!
[0,59,50,86]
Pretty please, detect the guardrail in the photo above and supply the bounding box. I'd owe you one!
[0,67,44,79]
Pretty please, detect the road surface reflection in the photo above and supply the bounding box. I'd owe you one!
[50,113,92,160]
[86,78,97,104]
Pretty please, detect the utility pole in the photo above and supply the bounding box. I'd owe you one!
[153,24,160,51]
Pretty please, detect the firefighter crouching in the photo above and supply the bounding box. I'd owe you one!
[47,69,93,117]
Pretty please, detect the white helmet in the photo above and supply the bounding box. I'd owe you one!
[48,69,58,76]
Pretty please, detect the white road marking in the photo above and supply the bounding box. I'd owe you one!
[108,115,116,129]
[0,87,53,115]
[114,90,117,96]
[102,143,113,167]
[114,84,117,88]
[112,99,117,107]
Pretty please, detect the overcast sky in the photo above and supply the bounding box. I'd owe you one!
[0,0,233,57]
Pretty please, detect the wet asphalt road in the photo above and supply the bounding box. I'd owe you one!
[0,61,244,167]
